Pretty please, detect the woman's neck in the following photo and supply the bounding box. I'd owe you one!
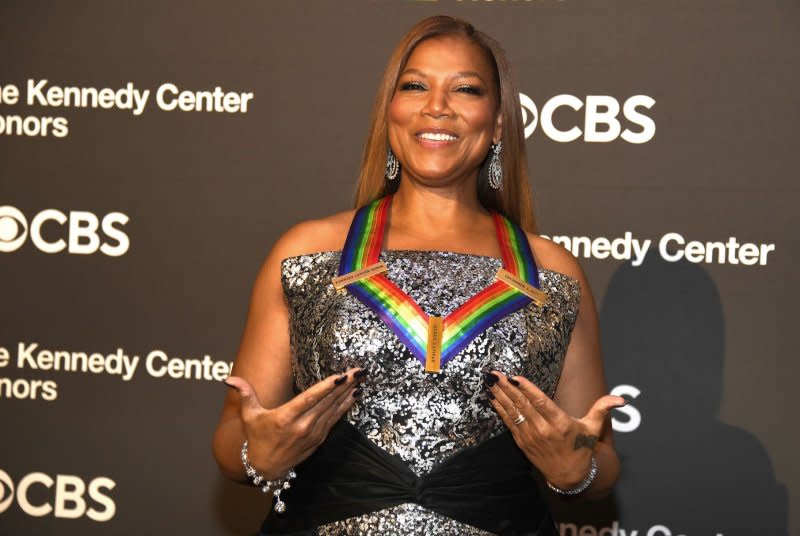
[393,179,484,225]
[386,179,494,250]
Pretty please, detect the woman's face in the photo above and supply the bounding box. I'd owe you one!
[388,36,502,188]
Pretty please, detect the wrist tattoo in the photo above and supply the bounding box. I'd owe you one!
[573,434,598,450]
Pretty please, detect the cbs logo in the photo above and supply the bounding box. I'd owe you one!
[0,206,129,256]
[519,93,656,143]
[0,469,115,522]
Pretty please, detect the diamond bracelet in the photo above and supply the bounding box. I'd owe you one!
[546,454,597,495]
[240,440,297,513]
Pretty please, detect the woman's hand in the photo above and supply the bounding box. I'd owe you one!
[224,368,364,480]
[486,371,625,490]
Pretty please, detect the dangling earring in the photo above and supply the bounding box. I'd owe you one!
[385,147,400,181]
[488,141,503,190]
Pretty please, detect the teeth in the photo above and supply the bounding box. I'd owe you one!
[418,132,457,141]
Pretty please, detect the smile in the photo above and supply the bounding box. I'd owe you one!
[415,130,459,143]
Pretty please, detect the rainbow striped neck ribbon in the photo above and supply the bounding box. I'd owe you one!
[332,195,547,373]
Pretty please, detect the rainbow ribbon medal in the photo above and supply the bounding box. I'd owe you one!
[332,196,547,373]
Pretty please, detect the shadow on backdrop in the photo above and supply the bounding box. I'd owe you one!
[549,256,787,536]
[213,475,271,536]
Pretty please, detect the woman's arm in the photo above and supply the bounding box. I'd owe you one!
[548,239,619,498]
[487,235,622,499]
[211,218,360,481]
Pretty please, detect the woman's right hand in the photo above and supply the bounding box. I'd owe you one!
[224,368,364,480]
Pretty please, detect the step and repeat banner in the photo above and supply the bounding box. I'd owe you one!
[1,1,796,535]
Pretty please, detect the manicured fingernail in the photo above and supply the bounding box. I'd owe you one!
[509,377,520,387]
[223,379,237,390]
[483,372,499,386]
[352,387,363,398]
[354,369,368,379]
[334,374,347,385]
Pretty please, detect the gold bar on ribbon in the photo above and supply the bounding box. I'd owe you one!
[425,316,443,374]
[331,262,388,291]
[496,268,548,306]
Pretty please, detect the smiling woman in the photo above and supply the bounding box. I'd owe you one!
[213,15,623,535]
[356,17,534,232]
[387,36,501,189]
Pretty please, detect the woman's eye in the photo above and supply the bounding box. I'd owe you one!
[399,81,426,91]
[456,85,484,96]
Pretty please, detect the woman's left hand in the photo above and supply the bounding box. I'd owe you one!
[486,371,625,490]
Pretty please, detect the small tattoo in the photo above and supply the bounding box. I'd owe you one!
[574,434,598,450]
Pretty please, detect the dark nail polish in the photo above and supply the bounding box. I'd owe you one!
[486,391,495,400]
[352,387,363,398]
[334,374,347,385]
[484,372,499,386]
[354,369,368,379]
[509,377,520,387]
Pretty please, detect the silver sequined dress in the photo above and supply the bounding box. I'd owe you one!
[281,250,581,535]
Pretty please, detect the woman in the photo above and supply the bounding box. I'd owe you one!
[213,15,624,535]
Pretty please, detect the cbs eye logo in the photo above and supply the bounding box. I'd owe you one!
[0,205,129,256]
[518,92,656,144]
[0,206,28,253]
[0,469,116,521]
[519,93,539,140]
[0,469,14,513]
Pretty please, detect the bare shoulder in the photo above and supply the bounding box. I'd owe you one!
[526,232,586,284]
[271,209,356,262]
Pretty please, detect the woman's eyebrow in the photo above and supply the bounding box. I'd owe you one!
[399,68,486,82]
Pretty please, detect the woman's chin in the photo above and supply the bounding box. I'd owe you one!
[402,168,474,187]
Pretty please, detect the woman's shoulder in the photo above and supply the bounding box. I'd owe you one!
[526,232,586,284]
[272,209,356,262]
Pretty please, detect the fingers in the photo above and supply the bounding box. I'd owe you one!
[488,371,626,438]
[224,376,264,420]
[487,387,525,431]
[501,373,565,423]
[582,394,626,434]
[486,373,543,431]
[292,369,365,442]
[316,382,361,434]
[300,368,365,419]
[283,368,362,419]
[292,371,365,451]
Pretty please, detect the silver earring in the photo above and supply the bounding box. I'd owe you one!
[385,147,399,181]
[488,141,503,190]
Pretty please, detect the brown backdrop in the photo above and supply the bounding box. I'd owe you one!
[1,1,797,535]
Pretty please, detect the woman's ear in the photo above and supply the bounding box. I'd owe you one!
[493,113,503,145]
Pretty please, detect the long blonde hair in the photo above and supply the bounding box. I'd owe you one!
[353,15,537,232]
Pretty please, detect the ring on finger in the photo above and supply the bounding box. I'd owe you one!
[513,413,526,426]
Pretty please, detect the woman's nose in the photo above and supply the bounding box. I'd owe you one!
[421,87,453,118]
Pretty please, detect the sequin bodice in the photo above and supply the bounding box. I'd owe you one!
[280,250,580,535]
